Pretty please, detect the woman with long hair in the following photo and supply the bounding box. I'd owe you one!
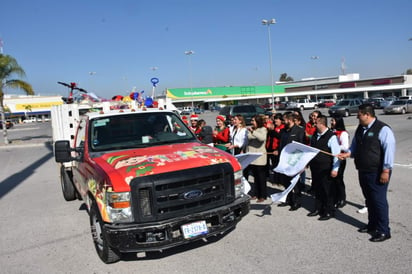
[226,114,248,155]
[266,113,285,184]
[247,114,268,202]
[213,115,230,151]
[330,115,349,208]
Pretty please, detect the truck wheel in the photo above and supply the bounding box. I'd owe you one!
[401,108,406,114]
[300,106,304,111]
[60,167,76,201]
[344,110,350,117]
[90,203,120,264]
[314,104,318,109]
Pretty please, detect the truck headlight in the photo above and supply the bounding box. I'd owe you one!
[234,170,249,198]
[106,192,134,223]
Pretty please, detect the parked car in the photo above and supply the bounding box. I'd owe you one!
[193,108,205,114]
[0,120,13,129]
[380,97,397,109]
[383,100,412,114]
[23,117,38,123]
[219,104,266,125]
[328,98,363,117]
[179,107,192,115]
[261,101,287,111]
[286,99,319,111]
[318,99,336,108]
[365,97,385,109]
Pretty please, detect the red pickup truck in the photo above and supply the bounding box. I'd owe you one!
[52,104,250,263]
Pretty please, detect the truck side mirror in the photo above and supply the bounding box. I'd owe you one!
[54,140,72,163]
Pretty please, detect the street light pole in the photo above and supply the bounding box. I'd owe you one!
[184,50,195,110]
[262,19,276,111]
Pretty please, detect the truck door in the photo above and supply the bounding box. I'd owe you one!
[72,118,89,198]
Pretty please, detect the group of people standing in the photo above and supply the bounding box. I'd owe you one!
[194,103,395,242]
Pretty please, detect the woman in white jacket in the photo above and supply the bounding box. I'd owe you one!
[246,114,268,202]
[227,114,248,155]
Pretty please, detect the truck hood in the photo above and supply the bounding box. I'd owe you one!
[93,142,240,191]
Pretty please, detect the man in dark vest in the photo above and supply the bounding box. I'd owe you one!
[307,114,341,220]
[339,104,395,242]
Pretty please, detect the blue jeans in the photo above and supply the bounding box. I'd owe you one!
[358,171,390,235]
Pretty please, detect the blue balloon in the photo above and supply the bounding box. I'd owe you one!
[145,97,153,107]
[151,77,159,87]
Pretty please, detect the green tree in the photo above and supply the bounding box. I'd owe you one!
[406,69,412,75]
[279,73,294,82]
[0,54,34,144]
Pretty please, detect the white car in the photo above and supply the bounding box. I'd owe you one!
[23,117,38,123]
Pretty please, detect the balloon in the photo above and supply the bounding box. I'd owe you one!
[145,97,153,107]
[112,95,123,101]
[151,77,159,87]
[129,92,139,100]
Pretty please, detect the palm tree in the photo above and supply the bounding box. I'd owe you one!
[0,54,34,144]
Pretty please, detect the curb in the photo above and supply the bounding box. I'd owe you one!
[0,139,52,149]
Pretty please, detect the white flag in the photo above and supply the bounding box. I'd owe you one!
[271,173,301,203]
[235,152,262,170]
[274,141,320,177]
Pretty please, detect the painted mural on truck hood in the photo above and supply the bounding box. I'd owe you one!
[93,142,239,187]
[88,142,240,222]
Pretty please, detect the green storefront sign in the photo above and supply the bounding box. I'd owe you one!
[166,85,290,100]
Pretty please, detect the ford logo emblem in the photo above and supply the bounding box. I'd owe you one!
[183,190,203,200]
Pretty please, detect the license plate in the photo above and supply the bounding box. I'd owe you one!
[181,220,208,239]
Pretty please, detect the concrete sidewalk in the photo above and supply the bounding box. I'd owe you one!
[0,123,52,149]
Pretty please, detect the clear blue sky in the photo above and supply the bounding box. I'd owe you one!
[1,0,411,99]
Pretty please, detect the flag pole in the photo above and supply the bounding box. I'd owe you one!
[266,150,336,157]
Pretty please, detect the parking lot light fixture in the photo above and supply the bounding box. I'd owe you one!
[261,19,276,111]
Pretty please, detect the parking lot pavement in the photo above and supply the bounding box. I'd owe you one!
[0,122,52,149]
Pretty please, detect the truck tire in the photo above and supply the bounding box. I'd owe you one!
[401,108,406,114]
[90,202,121,264]
[60,167,76,201]
[300,105,304,111]
[344,110,350,117]
[314,104,318,109]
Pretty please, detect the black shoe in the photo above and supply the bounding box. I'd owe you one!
[277,202,289,207]
[318,213,333,221]
[369,233,391,242]
[358,226,375,233]
[307,210,320,217]
[335,200,347,208]
[289,203,301,211]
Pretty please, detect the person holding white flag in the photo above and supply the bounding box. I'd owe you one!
[271,141,320,204]
[276,112,306,211]
[307,115,341,221]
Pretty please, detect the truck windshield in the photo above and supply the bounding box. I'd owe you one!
[89,112,196,152]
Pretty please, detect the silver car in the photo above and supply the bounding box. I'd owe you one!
[383,100,412,114]
[380,97,397,108]
[328,98,363,117]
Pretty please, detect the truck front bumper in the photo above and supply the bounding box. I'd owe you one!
[103,196,250,253]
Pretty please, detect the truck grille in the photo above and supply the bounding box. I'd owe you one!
[130,163,235,223]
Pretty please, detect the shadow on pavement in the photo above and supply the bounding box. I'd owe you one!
[0,142,53,199]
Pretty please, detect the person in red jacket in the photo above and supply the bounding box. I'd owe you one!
[213,115,230,151]
[266,113,285,184]
[305,110,321,145]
